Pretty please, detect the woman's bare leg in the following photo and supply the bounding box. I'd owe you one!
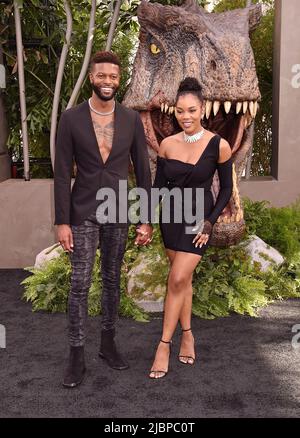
[178,279,195,364]
[165,248,176,265]
[178,257,202,363]
[166,249,199,329]
[167,249,201,364]
[149,251,201,378]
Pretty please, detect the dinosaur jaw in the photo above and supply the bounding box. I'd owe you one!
[139,101,257,228]
[139,99,257,160]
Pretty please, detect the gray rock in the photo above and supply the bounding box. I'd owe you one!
[134,300,164,313]
[127,251,168,312]
[34,243,63,269]
[241,235,285,272]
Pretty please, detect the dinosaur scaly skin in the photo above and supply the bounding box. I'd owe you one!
[123,0,262,246]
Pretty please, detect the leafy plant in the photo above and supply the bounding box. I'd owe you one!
[22,231,149,322]
[1,0,273,177]
[243,197,300,260]
[22,199,300,321]
[0,0,140,175]
[192,243,300,319]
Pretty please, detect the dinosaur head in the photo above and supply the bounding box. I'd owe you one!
[123,0,262,246]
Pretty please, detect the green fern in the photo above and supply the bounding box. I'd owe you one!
[22,202,300,321]
[22,232,149,322]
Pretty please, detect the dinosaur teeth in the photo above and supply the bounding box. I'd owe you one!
[236,102,242,114]
[253,101,258,118]
[249,101,255,118]
[224,101,231,114]
[205,100,212,119]
[248,100,259,118]
[160,104,175,115]
[213,100,220,116]
[236,101,258,117]
[160,103,172,114]
[159,99,257,120]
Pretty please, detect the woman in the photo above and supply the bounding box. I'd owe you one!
[149,77,233,379]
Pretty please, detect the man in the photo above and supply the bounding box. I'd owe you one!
[54,51,153,388]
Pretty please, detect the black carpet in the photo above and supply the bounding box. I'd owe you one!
[0,269,300,418]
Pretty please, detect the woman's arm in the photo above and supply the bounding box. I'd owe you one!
[194,138,233,247]
[207,138,233,227]
[153,138,168,189]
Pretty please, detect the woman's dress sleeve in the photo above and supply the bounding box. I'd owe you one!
[153,156,167,190]
[207,158,233,226]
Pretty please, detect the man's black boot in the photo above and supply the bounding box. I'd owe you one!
[62,346,86,388]
[99,328,129,370]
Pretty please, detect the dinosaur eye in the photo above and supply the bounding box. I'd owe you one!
[150,43,161,55]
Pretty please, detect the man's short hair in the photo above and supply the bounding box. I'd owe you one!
[89,51,121,72]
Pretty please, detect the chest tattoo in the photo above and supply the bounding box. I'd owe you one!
[92,119,114,163]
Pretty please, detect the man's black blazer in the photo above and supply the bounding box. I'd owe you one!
[54,100,152,226]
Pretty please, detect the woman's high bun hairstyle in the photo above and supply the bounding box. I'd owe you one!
[175,77,204,105]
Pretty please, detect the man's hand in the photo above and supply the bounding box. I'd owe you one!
[57,224,74,253]
[135,224,153,246]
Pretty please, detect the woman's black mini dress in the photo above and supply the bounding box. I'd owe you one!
[153,134,233,256]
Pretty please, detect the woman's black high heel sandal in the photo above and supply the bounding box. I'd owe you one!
[178,328,195,365]
[149,339,172,379]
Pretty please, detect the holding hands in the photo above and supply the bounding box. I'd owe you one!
[57,223,154,251]
[135,223,153,246]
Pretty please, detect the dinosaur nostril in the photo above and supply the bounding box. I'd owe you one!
[211,60,217,71]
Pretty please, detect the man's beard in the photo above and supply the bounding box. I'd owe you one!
[91,83,118,101]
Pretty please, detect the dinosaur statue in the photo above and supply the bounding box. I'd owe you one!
[123,0,262,246]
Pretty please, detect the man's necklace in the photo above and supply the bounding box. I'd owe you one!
[183,128,205,143]
[88,98,115,116]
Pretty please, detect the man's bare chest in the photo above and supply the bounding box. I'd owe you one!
[91,113,115,164]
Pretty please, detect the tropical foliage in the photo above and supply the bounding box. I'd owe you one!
[22,198,300,320]
[0,0,140,176]
[1,0,273,176]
